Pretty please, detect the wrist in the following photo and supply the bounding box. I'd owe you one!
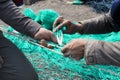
[34,28,43,39]
[76,22,83,33]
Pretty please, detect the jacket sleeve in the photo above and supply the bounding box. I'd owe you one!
[0,0,7,2]
[84,40,120,66]
[0,56,3,68]
[110,0,120,26]
[0,0,41,37]
[80,13,120,34]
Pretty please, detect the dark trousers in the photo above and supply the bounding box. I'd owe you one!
[0,33,38,80]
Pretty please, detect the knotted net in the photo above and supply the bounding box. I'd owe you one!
[2,8,120,80]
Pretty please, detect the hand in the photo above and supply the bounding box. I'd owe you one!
[39,39,54,49]
[34,28,57,43]
[53,16,82,34]
[62,39,86,60]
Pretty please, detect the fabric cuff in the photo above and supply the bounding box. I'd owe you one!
[84,40,98,65]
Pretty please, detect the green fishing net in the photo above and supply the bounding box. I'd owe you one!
[3,8,120,80]
[24,8,59,30]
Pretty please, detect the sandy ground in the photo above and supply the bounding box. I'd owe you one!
[0,0,103,27]
[26,0,102,21]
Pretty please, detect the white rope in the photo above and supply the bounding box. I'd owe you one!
[1,27,120,77]
[0,27,63,55]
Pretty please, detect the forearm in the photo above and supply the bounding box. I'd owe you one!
[0,0,41,37]
[80,13,120,34]
[84,40,120,66]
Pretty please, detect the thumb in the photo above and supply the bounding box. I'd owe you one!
[53,16,64,28]
[51,34,58,43]
[64,51,71,57]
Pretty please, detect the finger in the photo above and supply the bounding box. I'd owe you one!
[53,16,64,28]
[51,34,58,44]
[53,20,68,32]
[71,53,83,60]
[71,51,84,60]
[63,51,72,57]
[40,39,47,47]
[62,45,70,53]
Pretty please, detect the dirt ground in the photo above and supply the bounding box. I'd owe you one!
[0,0,103,27]
[27,0,102,21]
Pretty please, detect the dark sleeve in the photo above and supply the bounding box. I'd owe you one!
[84,40,120,66]
[80,13,120,34]
[0,0,7,2]
[0,0,41,37]
[110,0,120,26]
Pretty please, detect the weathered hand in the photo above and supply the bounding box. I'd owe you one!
[53,16,82,34]
[39,39,54,49]
[62,39,86,60]
[34,28,57,43]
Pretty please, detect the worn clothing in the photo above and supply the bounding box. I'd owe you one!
[0,0,41,80]
[0,56,3,68]
[111,0,120,26]
[12,0,23,6]
[0,0,41,37]
[80,13,119,34]
[0,0,7,2]
[0,34,38,80]
[80,0,120,66]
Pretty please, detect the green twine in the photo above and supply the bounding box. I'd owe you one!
[4,8,120,79]
[24,8,37,20]
[3,26,120,80]
[72,0,83,5]
[24,8,59,30]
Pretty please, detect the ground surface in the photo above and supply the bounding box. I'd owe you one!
[26,0,102,21]
[0,0,103,27]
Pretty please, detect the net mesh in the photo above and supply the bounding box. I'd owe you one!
[2,8,120,80]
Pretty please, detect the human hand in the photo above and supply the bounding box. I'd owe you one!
[34,28,57,43]
[53,16,82,34]
[39,39,54,49]
[62,39,86,60]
